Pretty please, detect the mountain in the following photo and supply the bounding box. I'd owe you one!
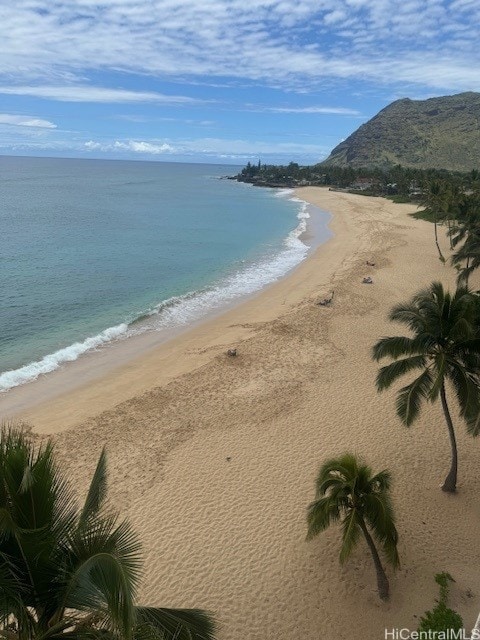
[322,92,480,172]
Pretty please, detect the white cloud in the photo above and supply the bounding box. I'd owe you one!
[83,136,329,159]
[0,1,479,92]
[113,140,175,154]
[0,86,203,104]
[0,113,56,128]
[265,106,361,115]
[84,140,101,150]
[323,9,347,25]
[84,139,176,154]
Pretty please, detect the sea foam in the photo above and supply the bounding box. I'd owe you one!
[0,323,128,392]
[138,199,310,330]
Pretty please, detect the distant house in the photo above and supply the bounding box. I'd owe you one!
[350,177,377,191]
[409,181,423,196]
[386,182,398,194]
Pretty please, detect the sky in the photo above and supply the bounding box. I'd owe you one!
[1,0,480,165]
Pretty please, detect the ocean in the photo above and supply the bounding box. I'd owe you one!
[0,156,331,392]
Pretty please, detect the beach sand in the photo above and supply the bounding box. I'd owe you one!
[3,187,480,640]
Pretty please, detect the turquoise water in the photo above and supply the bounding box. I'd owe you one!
[0,156,330,391]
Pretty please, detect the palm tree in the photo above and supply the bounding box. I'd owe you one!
[0,426,215,640]
[419,180,450,262]
[452,226,480,286]
[372,282,480,493]
[307,453,399,601]
[449,194,480,286]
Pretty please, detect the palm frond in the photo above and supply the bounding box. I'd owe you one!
[375,355,426,391]
[362,494,399,569]
[339,510,361,564]
[450,317,475,342]
[458,337,480,354]
[60,550,137,639]
[369,469,392,493]
[78,449,108,529]
[0,560,35,634]
[395,369,433,426]
[465,410,480,436]
[388,304,427,332]
[0,507,21,542]
[448,362,480,423]
[0,423,76,534]
[372,335,425,362]
[34,613,91,640]
[427,281,446,304]
[318,452,358,474]
[306,497,341,539]
[314,453,359,493]
[428,353,446,402]
[62,515,142,627]
[135,606,216,640]
[381,535,401,571]
[69,516,142,578]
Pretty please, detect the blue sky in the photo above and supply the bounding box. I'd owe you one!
[1,0,479,165]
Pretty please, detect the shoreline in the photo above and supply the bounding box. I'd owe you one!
[4,187,480,640]
[0,191,330,431]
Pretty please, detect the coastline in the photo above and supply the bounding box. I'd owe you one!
[0,191,329,431]
[4,187,480,640]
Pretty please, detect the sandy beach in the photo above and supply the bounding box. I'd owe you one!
[3,187,480,640]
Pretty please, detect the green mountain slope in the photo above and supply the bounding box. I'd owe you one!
[322,92,480,172]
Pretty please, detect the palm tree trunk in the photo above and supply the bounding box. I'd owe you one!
[440,383,458,493]
[358,517,389,600]
[434,216,445,263]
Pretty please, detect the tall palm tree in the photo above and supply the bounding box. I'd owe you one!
[452,227,480,286]
[372,282,480,493]
[447,192,480,285]
[0,426,215,640]
[419,180,451,262]
[451,202,480,285]
[307,453,399,601]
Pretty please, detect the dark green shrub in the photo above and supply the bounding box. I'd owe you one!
[418,573,463,633]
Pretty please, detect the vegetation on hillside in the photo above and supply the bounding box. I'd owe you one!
[323,92,480,172]
[237,94,480,192]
